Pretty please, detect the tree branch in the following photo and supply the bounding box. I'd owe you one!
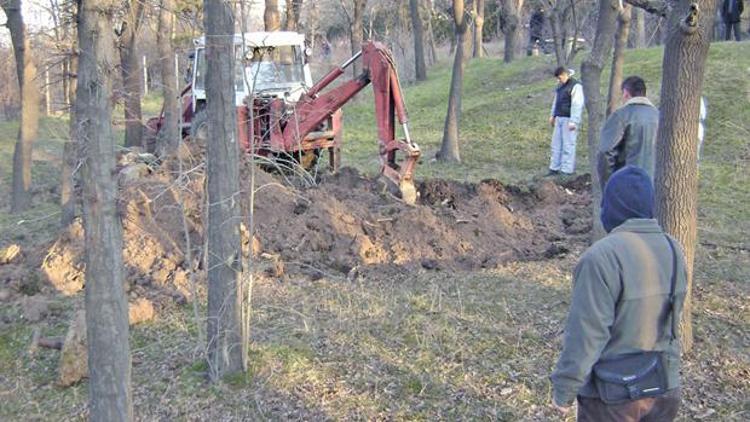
[624,0,668,17]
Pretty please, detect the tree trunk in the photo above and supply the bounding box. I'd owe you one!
[606,4,632,116]
[157,0,179,157]
[306,0,318,49]
[410,0,427,80]
[548,6,566,66]
[264,0,280,31]
[425,0,438,65]
[2,0,40,213]
[204,0,246,381]
[63,58,70,107]
[61,51,78,228]
[350,0,368,78]
[119,0,146,148]
[655,0,717,353]
[76,1,132,420]
[473,0,485,58]
[283,0,303,31]
[438,0,468,163]
[581,0,618,242]
[632,7,646,48]
[501,0,523,63]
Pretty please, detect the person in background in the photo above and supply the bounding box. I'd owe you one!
[551,166,687,421]
[597,76,659,189]
[547,67,584,176]
[722,0,744,41]
[528,7,546,56]
[698,97,707,163]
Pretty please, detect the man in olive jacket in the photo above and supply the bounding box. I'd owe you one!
[597,76,659,190]
[551,166,687,421]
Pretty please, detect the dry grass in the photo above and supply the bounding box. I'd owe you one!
[2,247,747,420]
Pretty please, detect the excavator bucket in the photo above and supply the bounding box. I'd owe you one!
[399,179,418,205]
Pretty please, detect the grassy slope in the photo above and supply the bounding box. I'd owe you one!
[0,43,748,420]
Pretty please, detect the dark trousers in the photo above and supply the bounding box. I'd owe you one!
[576,388,681,422]
[725,22,742,41]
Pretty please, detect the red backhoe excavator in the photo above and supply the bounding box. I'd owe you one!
[147,32,421,204]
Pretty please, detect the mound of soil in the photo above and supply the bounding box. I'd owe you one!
[36,150,592,298]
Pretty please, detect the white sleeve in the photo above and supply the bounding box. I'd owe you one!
[570,84,585,125]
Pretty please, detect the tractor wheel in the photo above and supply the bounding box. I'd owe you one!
[188,108,209,160]
[189,109,208,145]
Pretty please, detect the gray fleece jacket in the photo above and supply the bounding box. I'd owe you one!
[550,219,687,406]
[597,97,659,190]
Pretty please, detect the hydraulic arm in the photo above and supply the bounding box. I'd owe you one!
[262,42,421,204]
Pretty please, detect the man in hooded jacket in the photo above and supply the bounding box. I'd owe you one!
[550,166,688,421]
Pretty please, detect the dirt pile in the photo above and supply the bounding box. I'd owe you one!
[37,152,592,298]
[255,168,591,276]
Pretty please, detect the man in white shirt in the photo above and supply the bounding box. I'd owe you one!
[547,67,584,176]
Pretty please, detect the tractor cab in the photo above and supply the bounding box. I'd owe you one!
[189,32,313,112]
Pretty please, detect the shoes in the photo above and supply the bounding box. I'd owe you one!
[545,170,559,177]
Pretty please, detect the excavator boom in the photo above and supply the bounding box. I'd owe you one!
[252,41,421,204]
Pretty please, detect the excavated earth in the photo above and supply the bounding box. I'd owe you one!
[5,149,593,302]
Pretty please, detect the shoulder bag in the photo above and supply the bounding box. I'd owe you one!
[591,236,679,404]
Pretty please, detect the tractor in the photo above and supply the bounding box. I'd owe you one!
[146,31,421,204]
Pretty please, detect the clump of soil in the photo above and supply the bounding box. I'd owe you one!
[36,149,592,298]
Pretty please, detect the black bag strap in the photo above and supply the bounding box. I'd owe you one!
[664,235,679,342]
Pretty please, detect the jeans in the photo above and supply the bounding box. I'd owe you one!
[725,21,742,41]
[576,388,681,422]
[549,116,578,174]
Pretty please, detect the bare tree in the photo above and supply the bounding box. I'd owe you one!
[352,0,368,77]
[117,0,146,148]
[606,4,632,116]
[581,0,618,241]
[438,0,470,162]
[284,0,303,30]
[547,0,587,66]
[51,0,79,228]
[61,50,78,227]
[500,0,524,63]
[463,0,476,61]
[339,0,368,77]
[655,0,717,352]
[631,7,646,48]
[2,0,41,213]
[265,0,281,31]
[424,0,438,65]
[77,0,132,419]
[473,0,485,58]
[547,0,567,65]
[156,0,179,156]
[204,0,245,381]
[45,0,76,113]
[409,0,427,80]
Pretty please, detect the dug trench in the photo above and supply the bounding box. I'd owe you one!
[24,152,592,306]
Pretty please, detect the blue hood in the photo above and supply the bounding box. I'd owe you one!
[601,166,654,232]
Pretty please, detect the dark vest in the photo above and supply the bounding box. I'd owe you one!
[554,78,577,118]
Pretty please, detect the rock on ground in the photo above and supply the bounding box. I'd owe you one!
[0,244,22,264]
[58,310,87,386]
[129,297,155,325]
